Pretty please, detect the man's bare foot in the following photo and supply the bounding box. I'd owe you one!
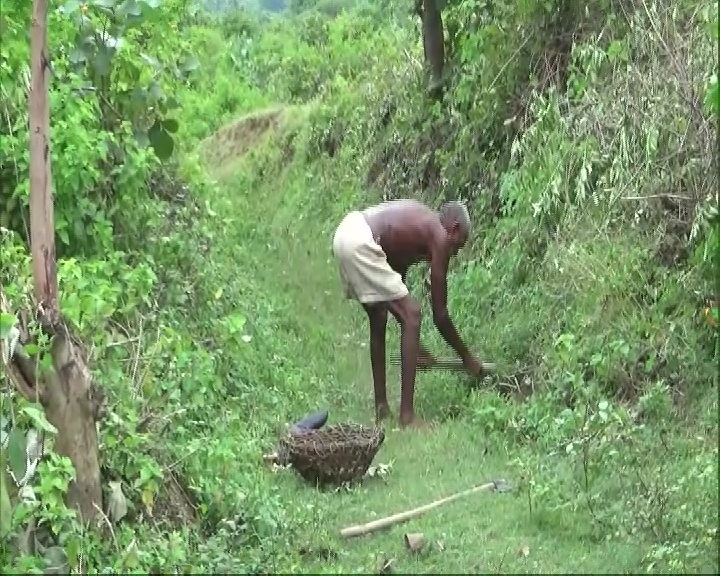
[376,403,391,423]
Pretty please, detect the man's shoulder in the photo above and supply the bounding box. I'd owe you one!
[362,198,430,216]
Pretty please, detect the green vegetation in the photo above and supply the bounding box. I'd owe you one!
[1,0,717,573]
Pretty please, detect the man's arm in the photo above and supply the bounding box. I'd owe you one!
[428,247,470,361]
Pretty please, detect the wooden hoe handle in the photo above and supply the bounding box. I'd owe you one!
[340,481,499,539]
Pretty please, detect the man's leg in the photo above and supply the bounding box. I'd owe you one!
[340,233,424,426]
[363,303,390,422]
[386,295,423,427]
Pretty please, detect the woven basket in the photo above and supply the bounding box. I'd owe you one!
[278,423,385,485]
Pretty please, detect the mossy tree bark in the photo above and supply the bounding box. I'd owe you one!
[0,0,107,524]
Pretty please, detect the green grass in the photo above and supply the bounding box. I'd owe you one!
[194,128,668,575]
[250,243,650,575]
[269,422,651,574]
[246,234,654,574]
[193,109,712,574]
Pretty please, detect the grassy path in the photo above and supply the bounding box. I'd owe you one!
[203,122,650,574]
[251,223,645,574]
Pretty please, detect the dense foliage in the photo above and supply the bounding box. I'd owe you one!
[1,0,717,572]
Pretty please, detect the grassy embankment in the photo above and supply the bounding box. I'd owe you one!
[172,4,718,570]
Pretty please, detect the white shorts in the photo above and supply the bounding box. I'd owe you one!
[332,211,409,304]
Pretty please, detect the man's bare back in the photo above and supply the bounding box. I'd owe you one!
[362,200,444,274]
[332,199,484,428]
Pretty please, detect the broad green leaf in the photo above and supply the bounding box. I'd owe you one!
[705,74,718,115]
[58,228,70,246]
[148,82,164,101]
[65,537,80,571]
[7,428,27,482]
[162,118,179,134]
[179,55,200,74]
[118,0,142,18]
[124,62,141,84]
[0,443,11,538]
[104,35,123,50]
[22,343,39,356]
[121,540,139,569]
[68,48,87,65]
[225,314,247,335]
[92,0,118,9]
[139,0,160,8]
[61,0,82,13]
[73,218,86,244]
[139,53,160,69]
[131,86,148,107]
[133,129,150,148]
[40,353,54,373]
[43,545,69,573]
[107,480,128,523]
[0,463,12,538]
[92,46,114,77]
[164,96,180,111]
[20,405,57,434]
[0,312,16,339]
[148,121,174,161]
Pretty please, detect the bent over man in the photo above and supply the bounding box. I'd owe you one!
[332,199,486,429]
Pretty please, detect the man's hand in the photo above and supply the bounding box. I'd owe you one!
[462,353,485,377]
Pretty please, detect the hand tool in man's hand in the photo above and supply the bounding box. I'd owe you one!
[389,355,496,374]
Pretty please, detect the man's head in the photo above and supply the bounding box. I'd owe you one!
[438,201,470,255]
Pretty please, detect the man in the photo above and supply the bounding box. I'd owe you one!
[332,199,486,429]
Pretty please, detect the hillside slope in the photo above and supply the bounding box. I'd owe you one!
[188,97,716,572]
[0,0,715,573]
[179,0,717,560]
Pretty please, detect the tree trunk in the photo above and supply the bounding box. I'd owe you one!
[29,0,58,310]
[421,0,445,90]
[1,301,107,523]
[5,0,108,525]
[42,334,106,522]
